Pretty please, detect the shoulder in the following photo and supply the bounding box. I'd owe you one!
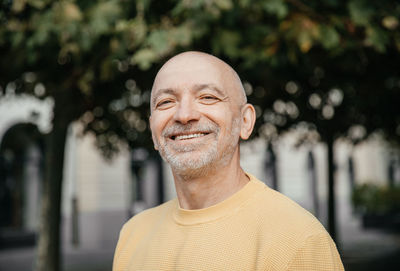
[247,174,328,238]
[246,175,343,269]
[286,231,344,270]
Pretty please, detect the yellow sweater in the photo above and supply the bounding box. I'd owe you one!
[113,174,344,271]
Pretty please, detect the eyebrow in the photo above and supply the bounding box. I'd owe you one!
[151,83,226,108]
[151,88,176,108]
[192,84,226,98]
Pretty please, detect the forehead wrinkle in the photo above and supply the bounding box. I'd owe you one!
[150,83,228,111]
[150,51,247,111]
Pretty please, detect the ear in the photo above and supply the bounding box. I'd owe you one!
[149,115,159,150]
[240,104,256,140]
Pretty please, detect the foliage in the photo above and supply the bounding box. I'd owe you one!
[1,0,400,149]
[352,183,400,215]
[0,0,157,157]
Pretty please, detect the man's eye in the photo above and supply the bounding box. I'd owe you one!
[156,100,174,108]
[200,96,219,103]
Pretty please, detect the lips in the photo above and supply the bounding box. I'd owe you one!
[162,123,218,142]
[171,132,209,140]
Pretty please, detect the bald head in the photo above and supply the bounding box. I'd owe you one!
[150,51,247,112]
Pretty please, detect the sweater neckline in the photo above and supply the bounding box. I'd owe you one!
[172,173,264,225]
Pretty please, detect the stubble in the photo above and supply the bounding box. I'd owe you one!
[155,118,241,178]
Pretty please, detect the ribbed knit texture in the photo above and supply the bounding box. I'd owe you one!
[113,174,344,271]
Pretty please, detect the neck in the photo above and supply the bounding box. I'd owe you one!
[172,153,249,210]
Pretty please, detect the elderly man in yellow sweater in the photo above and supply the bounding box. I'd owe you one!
[113,52,344,271]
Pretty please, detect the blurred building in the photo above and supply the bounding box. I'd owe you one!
[0,94,51,248]
[1,94,399,252]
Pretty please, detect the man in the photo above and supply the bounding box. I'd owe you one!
[113,52,344,271]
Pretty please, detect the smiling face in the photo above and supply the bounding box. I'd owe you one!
[150,52,253,177]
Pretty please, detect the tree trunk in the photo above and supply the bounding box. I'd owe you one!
[326,136,337,242]
[308,150,319,218]
[35,96,72,271]
[265,143,278,190]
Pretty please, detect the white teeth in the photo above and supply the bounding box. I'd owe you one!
[175,133,205,140]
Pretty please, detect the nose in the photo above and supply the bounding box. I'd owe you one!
[173,97,201,124]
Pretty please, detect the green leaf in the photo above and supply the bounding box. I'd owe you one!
[100,58,115,81]
[212,29,241,57]
[11,31,24,48]
[12,0,26,12]
[348,0,374,26]
[78,70,94,96]
[135,0,152,14]
[214,0,233,10]
[319,25,340,49]
[119,17,148,49]
[54,1,83,23]
[79,26,93,51]
[28,10,54,47]
[131,48,158,70]
[238,0,252,8]
[297,31,313,53]
[88,0,122,36]
[170,24,193,47]
[28,0,51,10]
[262,0,288,19]
[147,30,170,54]
[365,26,389,53]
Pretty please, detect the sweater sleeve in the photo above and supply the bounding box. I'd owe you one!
[286,232,344,271]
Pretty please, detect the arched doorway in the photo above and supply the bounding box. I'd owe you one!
[0,123,44,248]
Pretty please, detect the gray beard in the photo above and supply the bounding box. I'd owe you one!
[155,118,241,178]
